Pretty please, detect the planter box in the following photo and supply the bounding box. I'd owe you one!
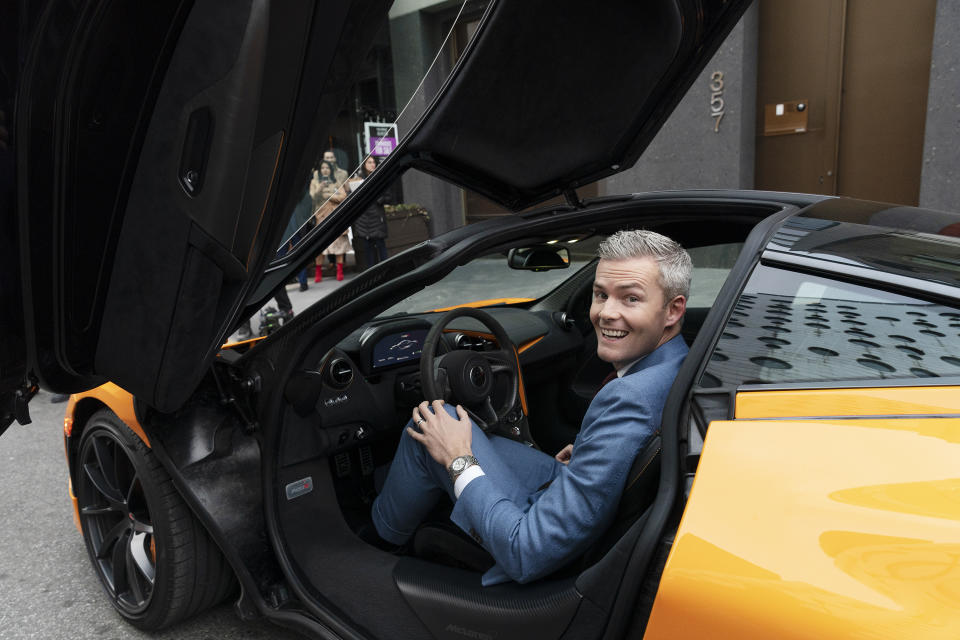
[385,206,431,256]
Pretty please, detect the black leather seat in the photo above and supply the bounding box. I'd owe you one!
[412,519,495,573]
[410,433,662,575]
[578,433,660,569]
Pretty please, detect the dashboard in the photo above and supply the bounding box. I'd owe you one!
[280,307,585,466]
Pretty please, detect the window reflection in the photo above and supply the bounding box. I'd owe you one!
[276,0,492,257]
[701,265,960,387]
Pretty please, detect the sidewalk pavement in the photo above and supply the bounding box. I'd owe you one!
[229,268,357,341]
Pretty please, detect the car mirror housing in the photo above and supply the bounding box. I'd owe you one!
[507,246,571,271]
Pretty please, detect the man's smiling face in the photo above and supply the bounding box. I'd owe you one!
[589,256,685,370]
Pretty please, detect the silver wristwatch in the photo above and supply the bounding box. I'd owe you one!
[448,455,479,483]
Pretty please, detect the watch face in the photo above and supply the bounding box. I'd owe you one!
[451,457,466,473]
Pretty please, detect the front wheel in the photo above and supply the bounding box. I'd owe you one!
[75,409,235,630]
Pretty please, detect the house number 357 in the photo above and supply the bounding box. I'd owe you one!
[710,71,724,132]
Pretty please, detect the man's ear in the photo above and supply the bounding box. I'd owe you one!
[665,295,686,328]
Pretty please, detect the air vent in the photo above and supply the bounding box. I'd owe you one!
[454,333,485,350]
[327,358,354,389]
[553,311,575,330]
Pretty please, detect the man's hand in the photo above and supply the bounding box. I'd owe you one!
[555,444,573,465]
[407,400,473,468]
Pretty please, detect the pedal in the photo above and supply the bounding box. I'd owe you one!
[359,445,374,476]
[334,452,351,478]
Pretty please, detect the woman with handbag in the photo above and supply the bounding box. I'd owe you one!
[312,164,352,281]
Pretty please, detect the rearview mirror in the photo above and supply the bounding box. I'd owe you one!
[507,245,570,271]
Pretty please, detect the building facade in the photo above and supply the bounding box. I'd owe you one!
[325,0,958,239]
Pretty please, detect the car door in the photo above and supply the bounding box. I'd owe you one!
[644,216,960,638]
[4,0,753,427]
[3,0,392,421]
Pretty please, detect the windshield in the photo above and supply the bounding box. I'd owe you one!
[379,239,601,316]
[378,239,746,317]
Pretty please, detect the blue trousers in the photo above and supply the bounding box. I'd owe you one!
[372,404,561,545]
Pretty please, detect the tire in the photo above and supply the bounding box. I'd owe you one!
[75,409,236,630]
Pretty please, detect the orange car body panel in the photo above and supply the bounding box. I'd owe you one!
[68,477,80,533]
[736,386,960,419]
[64,384,150,532]
[429,298,534,313]
[220,336,265,350]
[644,386,960,639]
[66,383,148,446]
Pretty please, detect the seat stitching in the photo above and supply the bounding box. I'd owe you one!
[625,447,661,492]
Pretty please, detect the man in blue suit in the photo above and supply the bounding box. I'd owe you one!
[372,230,690,585]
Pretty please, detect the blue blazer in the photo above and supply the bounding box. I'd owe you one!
[450,334,688,585]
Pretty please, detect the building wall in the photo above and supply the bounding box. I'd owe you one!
[390,4,760,233]
[389,2,957,219]
[389,9,467,236]
[919,0,960,211]
[601,4,759,196]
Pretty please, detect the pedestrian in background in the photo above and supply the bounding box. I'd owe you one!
[323,149,348,186]
[310,161,337,282]
[314,180,352,281]
[351,156,391,270]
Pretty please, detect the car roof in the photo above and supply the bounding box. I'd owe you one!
[767,199,960,296]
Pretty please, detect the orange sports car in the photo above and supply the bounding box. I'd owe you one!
[5,1,960,638]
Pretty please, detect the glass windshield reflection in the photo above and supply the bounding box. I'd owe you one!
[275,0,491,258]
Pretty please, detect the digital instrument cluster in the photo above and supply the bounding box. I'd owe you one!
[370,329,428,369]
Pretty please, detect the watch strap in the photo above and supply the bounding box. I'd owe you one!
[448,455,479,482]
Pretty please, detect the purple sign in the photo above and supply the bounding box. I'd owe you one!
[365,122,398,157]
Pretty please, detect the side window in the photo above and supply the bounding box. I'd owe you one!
[687,243,743,308]
[679,242,744,345]
[701,264,960,387]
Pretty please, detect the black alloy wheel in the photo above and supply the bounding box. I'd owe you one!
[76,409,235,630]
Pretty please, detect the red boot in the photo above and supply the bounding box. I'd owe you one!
[336,262,344,281]
[314,264,322,282]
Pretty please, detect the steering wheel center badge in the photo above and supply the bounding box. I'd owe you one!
[285,477,313,500]
[469,365,487,388]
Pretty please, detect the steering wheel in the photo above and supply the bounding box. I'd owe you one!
[420,308,522,433]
